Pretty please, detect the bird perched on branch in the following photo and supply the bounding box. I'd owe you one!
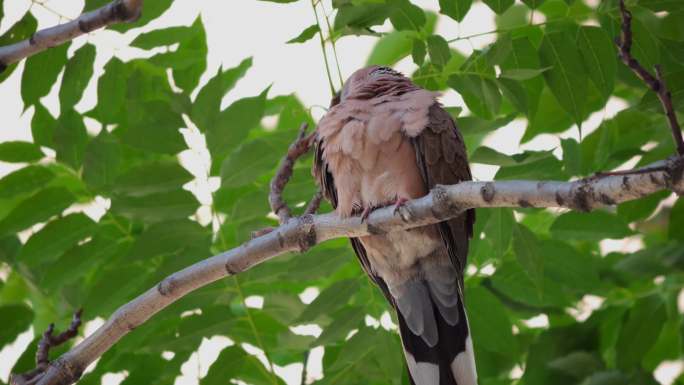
[312,66,477,385]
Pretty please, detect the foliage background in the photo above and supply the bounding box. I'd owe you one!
[0,0,683,384]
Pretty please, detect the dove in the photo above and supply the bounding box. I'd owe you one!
[313,66,477,385]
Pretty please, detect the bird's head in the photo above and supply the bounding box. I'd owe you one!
[338,65,408,103]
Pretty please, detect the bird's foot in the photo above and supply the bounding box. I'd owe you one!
[393,197,412,222]
[360,206,373,223]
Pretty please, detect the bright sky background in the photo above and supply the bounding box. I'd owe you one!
[0,0,682,384]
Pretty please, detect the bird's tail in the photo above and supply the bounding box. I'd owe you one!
[395,284,477,385]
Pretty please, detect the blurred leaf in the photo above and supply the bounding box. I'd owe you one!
[513,224,545,293]
[439,0,472,22]
[120,102,186,155]
[483,0,515,14]
[286,24,319,44]
[388,0,426,31]
[297,279,360,323]
[334,3,391,32]
[54,109,88,169]
[0,304,33,347]
[83,131,121,192]
[576,26,616,100]
[59,43,96,109]
[412,38,426,66]
[522,0,546,9]
[617,191,669,223]
[128,219,211,259]
[108,0,173,33]
[539,31,587,126]
[449,74,501,119]
[0,165,54,199]
[550,211,634,241]
[0,187,75,238]
[0,141,43,163]
[560,138,581,176]
[467,286,517,356]
[130,26,195,49]
[31,103,56,148]
[172,17,207,91]
[113,160,193,197]
[616,295,666,369]
[548,351,603,379]
[366,31,412,66]
[21,41,69,107]
[18,213,97,268]
[192,57,252,132]
[90,58,127,124]
[220,130,293,187]
[111,190,199,223]
[0,12,37,83]
[202,346,276,385]
[209,89,269,174]
[316,306,366,345]
[427,35,451,68]
[502,36,544,120]
[669,198,684,241]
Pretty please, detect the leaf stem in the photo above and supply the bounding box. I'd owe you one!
[318,1,344,86]
[310,0,337,96]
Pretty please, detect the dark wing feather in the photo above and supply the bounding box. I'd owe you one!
[313,135,394,303]
[412,104,475,280]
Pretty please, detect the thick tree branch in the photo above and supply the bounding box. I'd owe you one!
[615,0,684,155]
[0,0,142,71]
[20,155,683,385]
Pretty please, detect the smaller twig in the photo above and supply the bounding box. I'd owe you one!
[594,165,669,178]
[303,189,324,216]
[269,123,316,224]
[10,309,83,385]
[615,0,684,155]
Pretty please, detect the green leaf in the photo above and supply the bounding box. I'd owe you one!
[0,187,76,238]
[91,58,127,124]
[539,31,587,125]
[59,43,96,109]
[83,131,121,192]
[120,102,186,155]
[522,0,546,9]
[550,211,634,241]
[638,0,682,12]
[111,190,199,223]
[0,165,54,199]
[466,286,517,356]
[259,0,298,2]
[172,17,207,92]
[209,89,269,174]
[0,141,43,163]
[617,191,669,223]
[470,146,516,166]
[484,208,515,260]
[427,35,451,68]
[669,198,684,241]
[439,0,472,22]
[412,38,426,66]
[499,67,549,81]
[334,4,391,32]
[448,74,501,119]
[54,109,88,169]
[576,26,616,99]
[512,224,545,293]
[560,138,581,176]
[31,104,56,148]
[366,31,413,66]
[286,24,319,44]
[113,160,193,196]
[297,279,360,323]
[108,0,173,32]
[192,57,253,132]
[130,26,194,49]
[220,130,293,188]
[128,219,211,259]
[389,0,426,31]
[616,295,666,369]
[21,42,69,107]
[548,351,603,379]
[18,213,97,268]
[0,304,33,347]
[0,13,37,84]
[501,37,544,119]
[483,0,515,14]
[316,306,366,345]
[202,346,274,385]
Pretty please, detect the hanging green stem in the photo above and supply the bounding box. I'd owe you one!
[310,0,337,96]
[318,1,344,86]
